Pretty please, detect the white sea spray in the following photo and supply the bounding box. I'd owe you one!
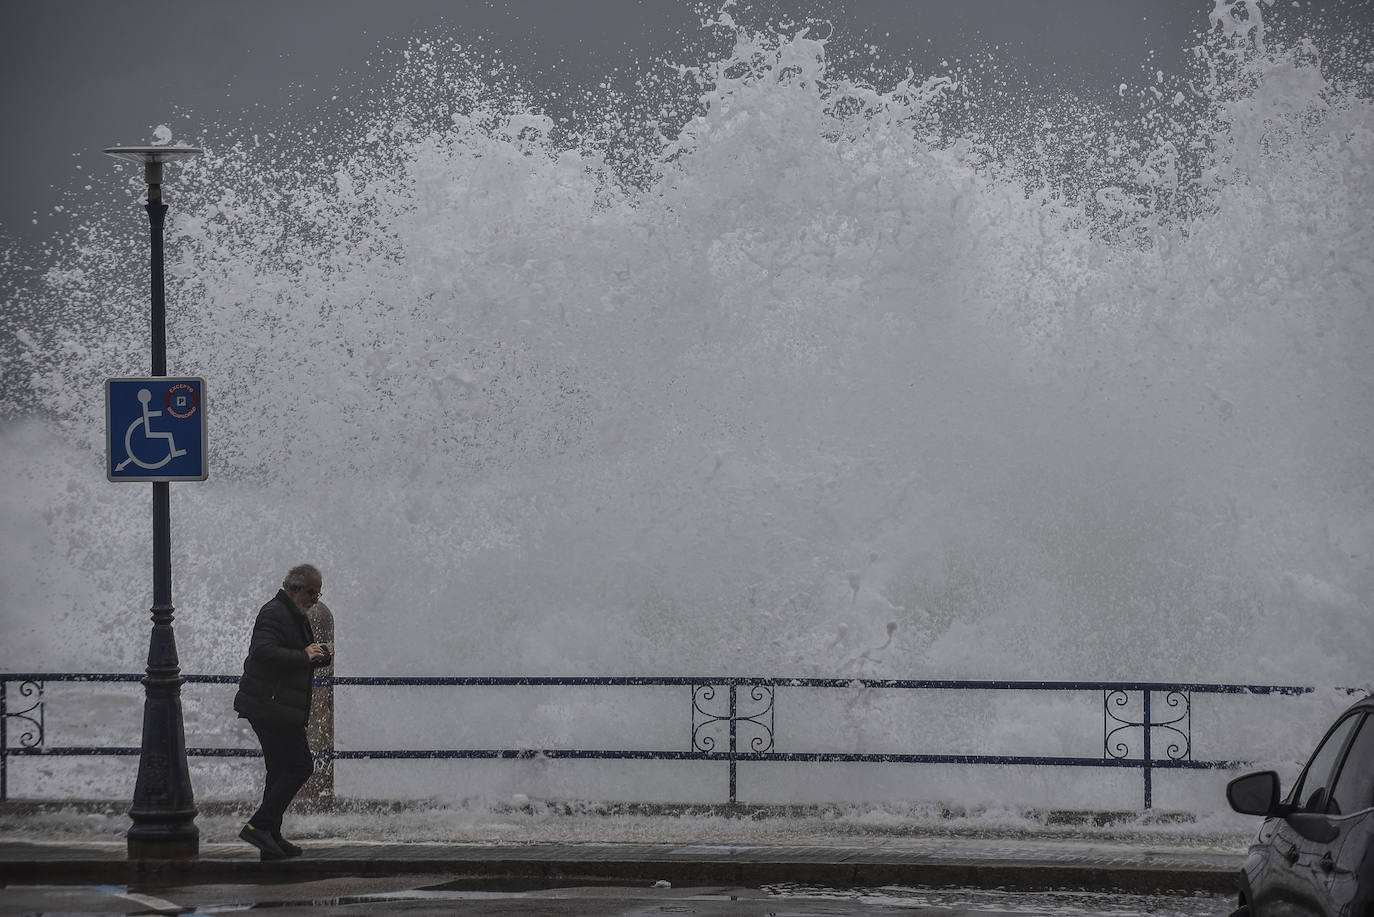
[0,5,1369,810]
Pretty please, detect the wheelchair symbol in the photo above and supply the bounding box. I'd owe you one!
[115,388,188,472]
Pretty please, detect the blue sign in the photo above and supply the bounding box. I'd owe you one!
[106,377,208,482]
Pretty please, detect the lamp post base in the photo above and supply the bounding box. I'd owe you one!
[127,593,199,860]
[127,824,200,860]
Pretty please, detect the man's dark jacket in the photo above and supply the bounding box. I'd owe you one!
[233,590,331,727]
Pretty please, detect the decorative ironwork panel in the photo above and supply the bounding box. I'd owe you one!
[737,683,776,755]
[692,683,775,755]
[4,679,45,750]
[1103,689,1191,761]
[1153,690,1192,761]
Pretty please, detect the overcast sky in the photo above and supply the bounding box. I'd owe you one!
[0,0,1322,250]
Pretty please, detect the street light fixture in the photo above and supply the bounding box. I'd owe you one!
[104,144,203,860]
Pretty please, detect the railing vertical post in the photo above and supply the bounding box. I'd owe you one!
[728,683,738,805]
[1142,690,1153,810]
[1,677,7,803]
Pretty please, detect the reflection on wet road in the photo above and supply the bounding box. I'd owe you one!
[0,877,1232,916]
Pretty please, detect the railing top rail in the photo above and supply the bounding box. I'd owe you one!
[0,672,1328,695]
[324,677,1323,695]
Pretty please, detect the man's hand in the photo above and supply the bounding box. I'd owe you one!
[306,643,329,662]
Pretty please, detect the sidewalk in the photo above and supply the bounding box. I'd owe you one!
[0,835,1244,893]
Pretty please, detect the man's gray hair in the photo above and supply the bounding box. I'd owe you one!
[282,563,322,590]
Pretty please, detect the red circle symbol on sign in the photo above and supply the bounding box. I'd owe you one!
[165,383,198,420]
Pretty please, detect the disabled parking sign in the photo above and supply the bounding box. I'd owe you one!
[106,377,208,482]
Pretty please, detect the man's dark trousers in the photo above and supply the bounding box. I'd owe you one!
[248,720,313,831]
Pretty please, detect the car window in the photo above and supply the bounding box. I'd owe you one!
[1327,713,1373,816]
[1291,713,1361,814]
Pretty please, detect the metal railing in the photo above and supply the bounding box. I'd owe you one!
[0,673,1330,809]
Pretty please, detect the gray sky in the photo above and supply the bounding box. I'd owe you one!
[0,0,1297,248]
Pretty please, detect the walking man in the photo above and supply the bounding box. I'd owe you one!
[233,563,333,859]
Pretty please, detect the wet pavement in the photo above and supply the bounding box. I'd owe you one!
[0,804,1250,914]
[1,833,1243,894]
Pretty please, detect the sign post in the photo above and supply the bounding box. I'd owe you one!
[104,144,203,860]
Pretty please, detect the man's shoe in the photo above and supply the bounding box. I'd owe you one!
[273,833,303,858]
[239,823,285,859]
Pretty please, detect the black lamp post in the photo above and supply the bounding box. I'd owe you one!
[104,144,203,860]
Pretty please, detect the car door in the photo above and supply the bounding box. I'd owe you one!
[1319,712,1374,917]
[1260,711,1363,916]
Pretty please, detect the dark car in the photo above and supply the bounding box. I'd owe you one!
[1225,692,1374,917]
